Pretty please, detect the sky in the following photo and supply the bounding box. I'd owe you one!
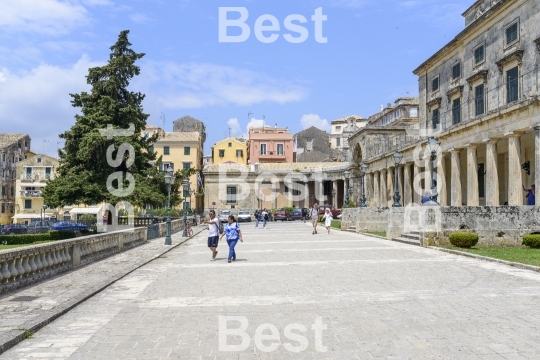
[0,0,473,156]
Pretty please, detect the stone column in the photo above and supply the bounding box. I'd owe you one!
[380,170,387,208]
[467,145,479,206]
[387,167,394,207]
[374,172,379,207]
[413,163,421,205]
[397,165,403,207]
[450,149,462,206]
[535,126,540,204]
[485,140,500,206]
[438,153,447,206]
[508,134,523,205]
[366,172,373,207]
[403,163,412,206]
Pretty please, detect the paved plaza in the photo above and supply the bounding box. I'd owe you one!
[3,222,540,359]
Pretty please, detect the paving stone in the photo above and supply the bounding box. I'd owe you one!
[3,223,540,359]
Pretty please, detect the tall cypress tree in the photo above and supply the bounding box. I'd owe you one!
[44,30,176,209]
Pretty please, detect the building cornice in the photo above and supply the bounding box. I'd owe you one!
[413,0,513,75]
[495,49,524,74]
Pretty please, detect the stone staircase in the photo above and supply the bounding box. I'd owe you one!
[392,232,421,246]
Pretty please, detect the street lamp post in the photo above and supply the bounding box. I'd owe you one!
[426,137,441,204]
[41,204,47,228]
[344,170,350,208]
[392,151,403,207]
[182,179,190,237]
[164,168,175,245]
[360,162,368,207]
[331,188,336,209]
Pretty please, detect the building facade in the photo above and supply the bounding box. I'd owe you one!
[330,115,367,150]
[367,98,419,127]
[349,0,540,209]
[13,154,58,224]
[211,137,249,165]
[248,126,294,164]
[153,131,204,211]
[0,134,31,224]
[294,126,337,162]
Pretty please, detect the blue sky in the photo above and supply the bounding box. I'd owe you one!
[0,0,472,156]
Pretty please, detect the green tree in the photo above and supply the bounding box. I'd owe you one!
[43,30,166,209]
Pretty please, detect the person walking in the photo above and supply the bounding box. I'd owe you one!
[324,208,333,235]
[206,210,221,261]
[220,215,243,263]
[254,209,260,229]
[262,208,268,229]
[310,204,319,235]
[523,184,535,205]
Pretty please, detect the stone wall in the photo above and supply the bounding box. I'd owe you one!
[341,208,389,235]
[421,206,540,246]
[0,219,186,295]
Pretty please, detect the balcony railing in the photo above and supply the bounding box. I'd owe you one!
[20,190,43,197]
[20,173,54,181]
[259,151,285,157]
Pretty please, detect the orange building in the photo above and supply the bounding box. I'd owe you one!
[248,126,294,164]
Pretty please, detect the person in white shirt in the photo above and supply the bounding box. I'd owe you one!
[207,210,221,261]
[324,208,333,235]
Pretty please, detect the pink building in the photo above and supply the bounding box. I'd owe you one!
[248,126,294,164]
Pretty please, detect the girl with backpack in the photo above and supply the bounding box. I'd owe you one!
[220,215,243,263]
[254,209,260,228]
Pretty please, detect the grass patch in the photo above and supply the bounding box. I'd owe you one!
[366,232,386,238]
[0,241,52,251]
[438,245,540,267]
[318,220,342,230]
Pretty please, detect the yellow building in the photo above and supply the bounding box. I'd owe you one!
[211,137,248,165]
[153,131,204,211]
[13,154,58,224]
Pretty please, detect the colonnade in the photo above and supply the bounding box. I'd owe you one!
[363,127,540,207]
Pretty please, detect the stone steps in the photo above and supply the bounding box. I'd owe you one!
[344,226,357,233]
[392,233,421,246]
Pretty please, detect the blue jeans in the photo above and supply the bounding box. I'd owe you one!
[255,218,259,228]
[263,218,267,227]
[227,239,238,260]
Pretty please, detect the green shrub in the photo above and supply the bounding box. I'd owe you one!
[522,234,540,249]
[280,207,294,213]
[0,234,51,245]
[48,230,77,241]
[449,232,479,248]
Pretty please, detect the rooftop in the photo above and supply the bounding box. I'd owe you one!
[204,162,347,173]
[157,132,200,142]
[331,115,366,125]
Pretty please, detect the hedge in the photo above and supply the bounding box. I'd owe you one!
[0,231,76,245]
[449,232,479,248]
[522,234,540,249]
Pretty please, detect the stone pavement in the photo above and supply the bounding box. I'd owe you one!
[0,227,205,354]
[3,221,540,359]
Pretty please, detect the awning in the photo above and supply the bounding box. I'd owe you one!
[69,207,101,214]
[12,214,41,219]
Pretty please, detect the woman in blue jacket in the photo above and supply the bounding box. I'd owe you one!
[220,215,244,263]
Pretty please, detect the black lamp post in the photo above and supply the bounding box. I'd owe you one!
[344,170,350,208]
[164,168,175,245]
[426,137,440,204]
[360,163,368,207]
[41,204,48,228]
[392,151,403,207]
[182,179,190,237]
[331,188,336,209]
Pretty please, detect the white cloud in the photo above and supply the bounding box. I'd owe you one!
[300,114,331,132]
[130,13,152,24]
[0,0,90,35]
[137,62,308,109]
[0,55,103,156]
[227,118,241,137]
